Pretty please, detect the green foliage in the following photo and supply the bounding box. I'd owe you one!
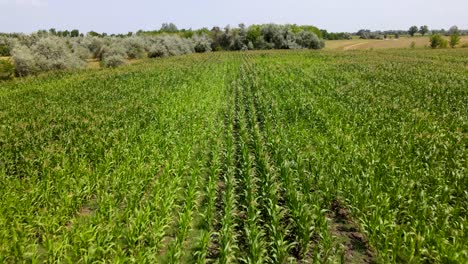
[439,38,448,48]
[70,29,80,37]
[430,34,445,48]
[450,34,461,48]
[408,25,418,36]
[0,44,10,56]
[0,59,14,80]
[419,25,429,36]
[247,25,262,44]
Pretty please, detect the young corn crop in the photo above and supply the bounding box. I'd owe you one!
[0,49,467,263]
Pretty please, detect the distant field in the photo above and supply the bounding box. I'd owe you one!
[326,36,468,50]
[1,49,467,263]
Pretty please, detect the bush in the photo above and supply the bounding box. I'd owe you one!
[148,42,169,58]
[296,31,325,49]
[101,54,126,68]
[0,44,10,56]
[71,42,92,60]
[193,34,212,53]
[31,37,86,72]
[83,37,105,59]
[0,37,17,56]
[169,36,194,55]
[450,34,461,48]
[11,37,86,76]
[410,41,416,48]
[0,59,15,80]
[430,34,443,49]
[123,37,146,59]
[99,42,127,61]
[11,45,39,76]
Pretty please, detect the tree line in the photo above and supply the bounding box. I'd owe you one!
[356,25,465,39]
[0,23,328,78]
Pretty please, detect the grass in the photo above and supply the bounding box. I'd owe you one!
[0,49,467,263]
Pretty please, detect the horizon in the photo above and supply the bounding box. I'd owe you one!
[1,0,467,34]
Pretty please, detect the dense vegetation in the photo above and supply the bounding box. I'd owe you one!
[0,23,326,77]
[0,49,466,263]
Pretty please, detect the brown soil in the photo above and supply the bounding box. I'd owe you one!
[328,199,375,263]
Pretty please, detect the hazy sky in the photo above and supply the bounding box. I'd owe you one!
[1,0,467,33]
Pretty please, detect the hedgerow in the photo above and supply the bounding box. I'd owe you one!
[5,24,327,76]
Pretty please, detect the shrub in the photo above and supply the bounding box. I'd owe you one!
[71,42,92,60]
[296,31,325,49]
[101,54,126,68]
[123,37,146,59]
[11,45,38,76]
[430,34,443,49]
[0,37,17,56]
[410,41,416,48]
[148,42,169,58]
[83,37,105,59]
[31,37,86,72]
[0,59,15,80]
[450,34,460,48]
[0,45,10,56]
[11,37,86,76]
[157,35,194,56]
[99,42,127,61]
[193,34,212,53]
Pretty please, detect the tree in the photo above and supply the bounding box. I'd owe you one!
[408,26,418,37]
[247,25,261,45]
[70,29,79,37]
[160,23,178,33]
[419,25,429,36]
[87,31,100,37]
[448,25,459,35]
[210,26,223,51]
[450,34,460,48]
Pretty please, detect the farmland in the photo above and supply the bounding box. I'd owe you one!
[326,36,468,50]
[0,49,467,263]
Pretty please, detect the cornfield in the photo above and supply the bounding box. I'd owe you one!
[0,49,467,263]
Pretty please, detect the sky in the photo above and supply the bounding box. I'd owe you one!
[1,0,467,33]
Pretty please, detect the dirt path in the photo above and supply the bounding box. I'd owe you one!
[343,42,369,50]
